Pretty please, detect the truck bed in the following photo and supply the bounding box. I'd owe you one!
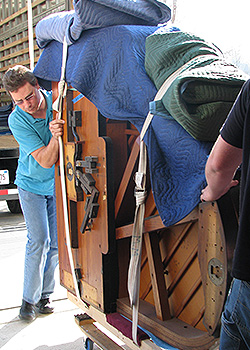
[0,134,19,158]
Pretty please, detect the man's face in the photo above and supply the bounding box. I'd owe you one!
[10,81,41,115]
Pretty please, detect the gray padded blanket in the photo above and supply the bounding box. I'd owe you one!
[36,0,171,48]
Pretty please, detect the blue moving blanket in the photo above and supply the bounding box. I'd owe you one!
[34,24,212,227]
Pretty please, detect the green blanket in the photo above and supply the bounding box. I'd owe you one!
[145,30,248,141]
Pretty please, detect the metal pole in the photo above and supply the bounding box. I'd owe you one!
[27,0,34,70]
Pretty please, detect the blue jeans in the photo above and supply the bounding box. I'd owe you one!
[220,278,250,350]
[18,187,58,305]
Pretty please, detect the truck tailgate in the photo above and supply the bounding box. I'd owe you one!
[0,134,19,158]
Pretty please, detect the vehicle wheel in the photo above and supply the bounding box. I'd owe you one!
[7,199,22,214]
[83,337,94,350]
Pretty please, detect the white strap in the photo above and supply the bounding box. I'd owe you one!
[171,0,177,23]
[128,53,218,344]
[53,36,81,300]
[127,140,147,345]
[52,36,68,113]
[140,54,218,140]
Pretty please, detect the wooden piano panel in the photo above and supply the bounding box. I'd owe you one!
[54,85,117,312]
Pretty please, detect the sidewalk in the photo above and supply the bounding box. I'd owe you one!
[0,299,84,350]
[0,201,85,350]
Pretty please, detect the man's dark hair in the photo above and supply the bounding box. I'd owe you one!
[2,65,37,93]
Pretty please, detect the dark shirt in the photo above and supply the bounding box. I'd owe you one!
[221,79,250,281]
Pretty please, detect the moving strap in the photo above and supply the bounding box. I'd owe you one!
[53,36,81,300]
[128,55,209,344]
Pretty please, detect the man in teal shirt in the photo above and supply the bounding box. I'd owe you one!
[3,65,64,321]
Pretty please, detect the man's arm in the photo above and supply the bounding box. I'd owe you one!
[31,119,64,168]
[200,135,242,202]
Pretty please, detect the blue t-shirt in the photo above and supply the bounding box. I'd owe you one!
[8,90,55,196]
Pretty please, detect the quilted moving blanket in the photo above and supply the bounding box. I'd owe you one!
[36,0,171,48]
[145,29,248,141]
[34,24,213,228]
